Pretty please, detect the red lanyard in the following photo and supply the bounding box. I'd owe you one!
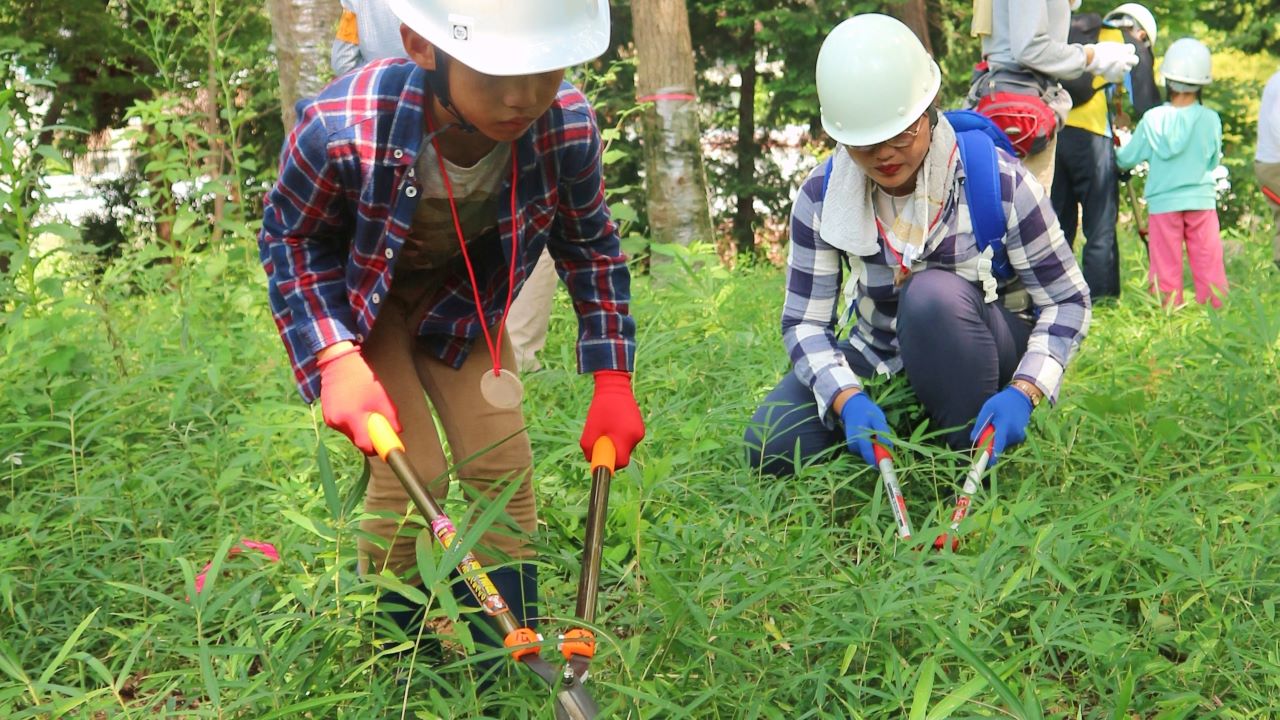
[424,113,520,377]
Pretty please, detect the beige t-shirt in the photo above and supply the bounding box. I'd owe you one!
[400,140,512,271]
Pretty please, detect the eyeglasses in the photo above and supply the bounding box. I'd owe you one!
[850,114,926,153]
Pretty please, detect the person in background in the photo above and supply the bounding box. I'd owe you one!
[1254,67,1280,271]
[263,0,645,666]
[1116,38,1228,307]
[745,14,1091,477]
[332,0,562,372]
[1051,3,1161,301]
[971,0,1139,190]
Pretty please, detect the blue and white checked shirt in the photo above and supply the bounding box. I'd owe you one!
[783,147,1092,421]
[259,60,635,403]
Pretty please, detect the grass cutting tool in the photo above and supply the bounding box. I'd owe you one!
[367,413,599,720]
[557,437,615,700]
[872,442,913,541]
[1124,180,1149,248]
[933,424,995,551]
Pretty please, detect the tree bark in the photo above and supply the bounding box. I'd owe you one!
[631,0,714,255]
[885,0,932,55]
[733,24,757,256]
[267,0,341,130]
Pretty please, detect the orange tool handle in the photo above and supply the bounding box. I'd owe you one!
[590,436,616,474]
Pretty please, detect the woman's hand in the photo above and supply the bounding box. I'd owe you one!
[839,391,891,466]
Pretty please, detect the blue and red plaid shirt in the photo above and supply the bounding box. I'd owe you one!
[260,60,635,403]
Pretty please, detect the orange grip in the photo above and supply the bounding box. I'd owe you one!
[504,627,542,662]
[560,628,596,661]
[367,413,404,461]
[591,436,616,473]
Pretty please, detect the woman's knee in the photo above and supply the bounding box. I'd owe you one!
[898,269,982,325]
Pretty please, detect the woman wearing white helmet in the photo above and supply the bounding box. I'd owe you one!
[260,0,644,662]
[1116,38,1229,307]
[746,14,1092,476]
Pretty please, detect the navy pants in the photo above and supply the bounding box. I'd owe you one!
[1052,126,1121,299]
[745,270,1032,477]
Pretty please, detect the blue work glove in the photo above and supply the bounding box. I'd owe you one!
[840,391,891,467]
[970,386,1033,465]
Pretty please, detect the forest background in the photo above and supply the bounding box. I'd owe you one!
[2,0,1279,717]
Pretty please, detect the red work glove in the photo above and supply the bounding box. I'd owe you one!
[579,370,645,469]
[317,345,400,455]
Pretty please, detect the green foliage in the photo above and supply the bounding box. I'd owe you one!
[0,46,87,309]
[2,218,1278,716]
[0,3,153,139]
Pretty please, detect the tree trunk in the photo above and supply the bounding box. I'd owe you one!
[631,0,714,255]
[267,0,341,130]
[732,24,757,256]
[885,0,932,55]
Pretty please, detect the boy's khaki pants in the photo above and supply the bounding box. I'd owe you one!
[1255,160,1280,266]
[358,271,537,579]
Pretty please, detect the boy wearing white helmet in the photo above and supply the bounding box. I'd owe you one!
[259,0,644,661]
[1117,38,1229,307]
[1051,3,1161,301]
[746,14,1091,476]
[330,0,564,374]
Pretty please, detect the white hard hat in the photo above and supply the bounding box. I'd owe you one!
[388,0,610,76]
[1105,3,1157,47]
[1161,38,1212,86]
[816,14,941,147]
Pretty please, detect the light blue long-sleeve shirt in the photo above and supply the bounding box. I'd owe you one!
[981,0,1087,80]
[1116,102,1222,214]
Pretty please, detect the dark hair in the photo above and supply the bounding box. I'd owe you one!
[1164,82,1203,104]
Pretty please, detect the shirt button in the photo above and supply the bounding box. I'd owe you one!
[405,185,418,198]
[371,292,381,304]
[384,248,394,259]
[393,149,404,159]
[355,334,364,342]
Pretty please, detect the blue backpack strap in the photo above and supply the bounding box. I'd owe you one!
[944,110,1013,281]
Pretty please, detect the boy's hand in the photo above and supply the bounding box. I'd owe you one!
[839,391,890,467]
[317,345,400,455]
[970,386,1033,465]
[580,370,644,468]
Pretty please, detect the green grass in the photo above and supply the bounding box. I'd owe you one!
[1,226,1278,719]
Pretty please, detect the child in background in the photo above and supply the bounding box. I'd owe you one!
[1116,37,1227,308]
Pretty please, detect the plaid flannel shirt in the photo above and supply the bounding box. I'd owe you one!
[783,148,1092,421]
[260,60,634,403]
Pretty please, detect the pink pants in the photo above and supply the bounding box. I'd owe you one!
[1147,209,1228,308]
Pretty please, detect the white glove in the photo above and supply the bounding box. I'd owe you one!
[1086,42,1139,83]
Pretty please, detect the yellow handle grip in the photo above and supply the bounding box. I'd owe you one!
[590,436,616,473]
[367,413,403,460]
